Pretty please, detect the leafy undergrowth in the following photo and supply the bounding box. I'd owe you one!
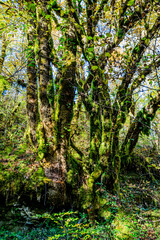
[0,207,159,239]
[0,146,160,239]
[0,144,46,203]
[0,174,159,239]
[115,173,160,239]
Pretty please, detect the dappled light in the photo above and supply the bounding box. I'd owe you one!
[0,0,160,239]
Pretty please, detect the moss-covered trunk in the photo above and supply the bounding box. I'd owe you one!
[84,74,102,208]
[35,2,77,207]
[0,33,7,73]
[52,24,77,207]
[37,0,54,155]
[83,72,121,207]
[26,8,39,147]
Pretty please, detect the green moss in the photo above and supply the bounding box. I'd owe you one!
[25,126,34,148]
[99,142,107,156]
[90,139,96,152]
[112,212,133,239]
[67,169,74,184]
[36,123,46,159]
[82,168,102,209]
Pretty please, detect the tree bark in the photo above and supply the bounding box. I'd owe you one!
[0,33,7,73]
[36,1,77,207]
[26,7,39,146]
[37,0,54,155]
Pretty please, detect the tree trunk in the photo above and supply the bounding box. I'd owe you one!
[0,33,7,73]
[37,0,54,156]
[51,24,77,207]
[36,2,77,207]
[26,9,39,147]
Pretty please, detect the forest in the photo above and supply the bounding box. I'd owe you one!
[0,0,160,239]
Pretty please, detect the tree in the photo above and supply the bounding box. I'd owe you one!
[1,0,160,211]
[22,0,77,207]
[64,0,160,209]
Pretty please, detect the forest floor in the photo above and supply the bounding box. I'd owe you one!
[0,145,160,239]
[0,172,159,239]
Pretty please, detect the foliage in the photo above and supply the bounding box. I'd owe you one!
[0,152,46,201]
[0,178,160,240]
[0,0,160,234]
[0,90,27,152]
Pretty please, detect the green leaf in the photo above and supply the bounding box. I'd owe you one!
[106,52,111,58]
[91,66,98,70]
[0,75,9,94]
[87,36,93,40]
[127,0,135,6]
[145,39,150,44]
[135,45,140,52]
[106,33,112,38]
[88,47,94,52]
[45,15,51,20]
